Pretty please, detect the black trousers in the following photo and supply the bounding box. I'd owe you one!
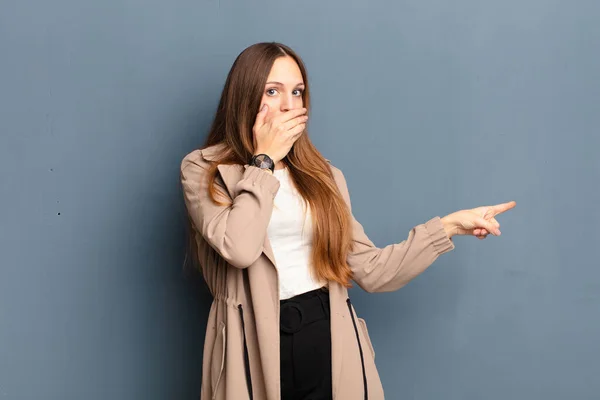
[280,288,333,400]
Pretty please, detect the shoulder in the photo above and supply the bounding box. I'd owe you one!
[180,149,203,169]
[327,162,341,175]
[180,144,224,188]
[327,160,346,182]
[325,162,352,202]
[180,143,225,174]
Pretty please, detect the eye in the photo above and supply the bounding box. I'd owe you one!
[292,89,304,96]
[266,88,278,96]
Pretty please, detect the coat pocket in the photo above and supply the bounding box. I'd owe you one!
[357,318,375,360]
[211,321,226,398]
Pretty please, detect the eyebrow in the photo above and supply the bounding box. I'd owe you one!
[265,81,305,87]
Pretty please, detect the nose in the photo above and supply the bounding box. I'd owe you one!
[280,92,294,112]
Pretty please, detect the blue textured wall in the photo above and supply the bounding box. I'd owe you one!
[1,0,599,398]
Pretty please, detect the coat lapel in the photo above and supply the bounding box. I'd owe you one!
[202,147,278,268]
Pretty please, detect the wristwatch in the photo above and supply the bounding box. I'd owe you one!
[249,153,275,173]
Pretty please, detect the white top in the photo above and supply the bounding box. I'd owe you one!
[267,167,326,300]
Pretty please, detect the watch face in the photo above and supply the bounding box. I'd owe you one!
[254,154,273,169]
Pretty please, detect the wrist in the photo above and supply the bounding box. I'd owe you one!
[254,151,278,164]
[440,216,455,239]
[249,153,275,173]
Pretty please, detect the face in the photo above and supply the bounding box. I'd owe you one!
[260,56,305,119]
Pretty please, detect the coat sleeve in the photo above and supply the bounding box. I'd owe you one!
[331,166,455,293]
[180,150,280,269]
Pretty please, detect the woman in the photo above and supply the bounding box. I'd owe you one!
[181,42,515,400]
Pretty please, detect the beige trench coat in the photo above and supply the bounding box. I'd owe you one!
[180,143,455,400]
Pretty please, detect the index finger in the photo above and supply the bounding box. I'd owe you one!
[272,108,307,125]
[491,201,516,216]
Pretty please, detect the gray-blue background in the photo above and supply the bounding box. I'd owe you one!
[1,0,599,398]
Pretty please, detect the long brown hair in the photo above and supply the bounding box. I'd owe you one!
[187,42,354,288]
